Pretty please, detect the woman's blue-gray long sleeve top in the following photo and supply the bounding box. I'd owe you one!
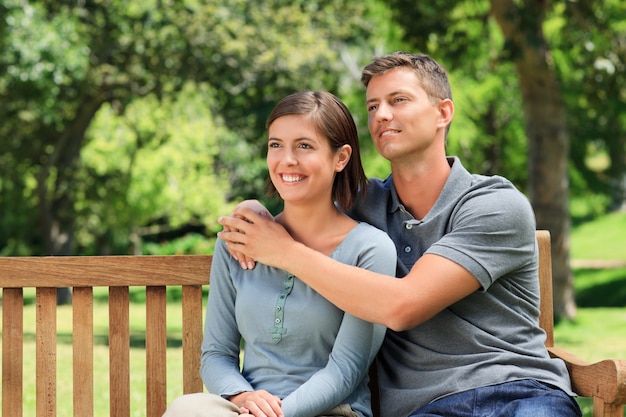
[200,222,396,417]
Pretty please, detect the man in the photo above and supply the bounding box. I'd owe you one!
[218,52,581,417]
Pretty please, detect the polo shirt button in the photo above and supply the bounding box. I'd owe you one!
[405,223,413,230]
[404,246,412,253]
[275,318,281,324]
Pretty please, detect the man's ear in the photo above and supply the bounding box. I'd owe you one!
[438,98,454,128]
[335,144,352,172]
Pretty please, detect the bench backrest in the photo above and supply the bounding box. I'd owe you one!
[0,232,554,417]
[0,255,211,417]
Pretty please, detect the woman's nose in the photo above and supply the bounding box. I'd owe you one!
[282,149,297,165]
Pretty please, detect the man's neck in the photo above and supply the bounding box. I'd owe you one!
[391,156,452,220]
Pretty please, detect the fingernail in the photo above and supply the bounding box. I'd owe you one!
[247,261,255,270]
[240,261,248,270]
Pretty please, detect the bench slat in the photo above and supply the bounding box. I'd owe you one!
[36,288,57,417]
[73,287,94,417]
[2,288,23,417]
[110,287,130,417]
[146,286,168,417]
[182,284,204,393]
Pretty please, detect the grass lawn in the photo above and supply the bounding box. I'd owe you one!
[571,211,626,261]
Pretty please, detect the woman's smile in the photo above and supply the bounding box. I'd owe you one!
[280,174,306,183]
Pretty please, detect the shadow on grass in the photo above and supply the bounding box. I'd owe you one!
[22,331,185,348]
[574,268,626,307]
[20,286,209,305]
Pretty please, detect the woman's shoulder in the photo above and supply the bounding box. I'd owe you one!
[349,223,396,252]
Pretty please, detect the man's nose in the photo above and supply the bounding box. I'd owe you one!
[374,102,393,122]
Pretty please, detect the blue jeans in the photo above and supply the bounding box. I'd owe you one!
[408,379,582,417]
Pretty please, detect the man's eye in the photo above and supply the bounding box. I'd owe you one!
[367,104,378,112]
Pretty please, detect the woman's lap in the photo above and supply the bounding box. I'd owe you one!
[162,392,240,417]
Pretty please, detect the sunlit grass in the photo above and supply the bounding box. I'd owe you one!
[571,211,626,261]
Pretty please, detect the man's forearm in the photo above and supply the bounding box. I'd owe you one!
[277,241,398,325]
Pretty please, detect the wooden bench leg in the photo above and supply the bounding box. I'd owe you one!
[593,400,624,417]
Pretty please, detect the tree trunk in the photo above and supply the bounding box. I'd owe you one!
[491,0,576,319]
[607,132,626,211]
[37,96,104,305]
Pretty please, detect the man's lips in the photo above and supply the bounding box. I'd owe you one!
[378,128,400,139]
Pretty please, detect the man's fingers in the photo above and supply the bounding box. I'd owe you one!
[218,215,249,231]
[218,208,268,270]
[232,207,267,224]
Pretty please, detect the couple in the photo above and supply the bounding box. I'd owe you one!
[165,52,582,417]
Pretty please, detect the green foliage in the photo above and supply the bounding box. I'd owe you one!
[78,82,234,254]
[550,0,626,211]
[2,0,625,258]
[185,0,383,201]
[379,0,626,214]
[373,1,530,189]
[0,2,89,126]
[446,64,528,190]
[142,233,217,256]
[0,0,381,255]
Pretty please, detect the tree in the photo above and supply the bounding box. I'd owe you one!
[0,0,378,263]
[490,0,574,318]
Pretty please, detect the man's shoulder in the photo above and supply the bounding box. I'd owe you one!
[366,175,393,190]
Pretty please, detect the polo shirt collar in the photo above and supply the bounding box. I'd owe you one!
[387,156,473,216]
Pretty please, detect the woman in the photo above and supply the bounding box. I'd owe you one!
[163,91,396,417]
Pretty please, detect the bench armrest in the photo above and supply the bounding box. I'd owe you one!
[548,346,626,405]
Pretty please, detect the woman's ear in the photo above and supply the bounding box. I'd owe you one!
[335,144,352,172]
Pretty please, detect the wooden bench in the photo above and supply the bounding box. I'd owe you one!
[1,255,211,417]
[0,231,625,417]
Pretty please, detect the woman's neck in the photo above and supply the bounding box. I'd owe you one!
[276,202,356,256]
